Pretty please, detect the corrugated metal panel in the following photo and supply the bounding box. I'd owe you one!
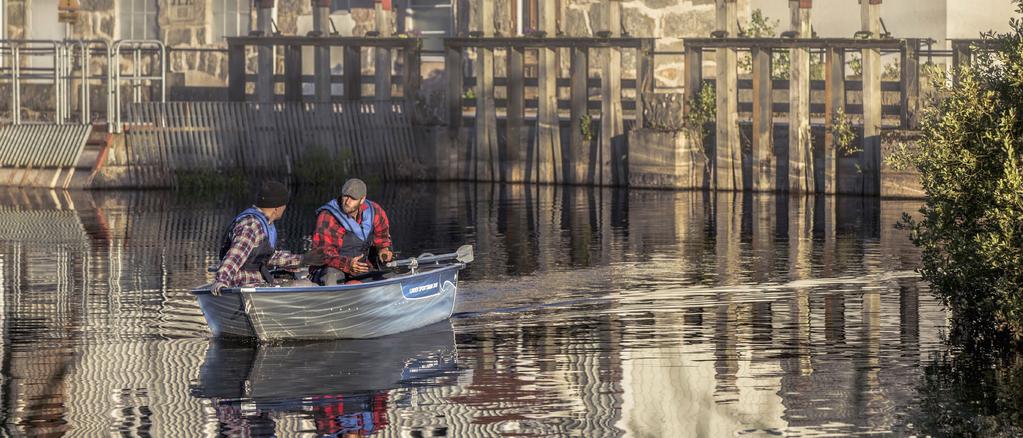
[0,124,91,168]
[122,101,420,181]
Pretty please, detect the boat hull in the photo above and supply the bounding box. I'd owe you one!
[194,264,460,340]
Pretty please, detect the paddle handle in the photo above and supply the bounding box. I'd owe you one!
[386,251,459,268]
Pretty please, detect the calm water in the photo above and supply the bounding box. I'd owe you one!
[0,184,1017,437]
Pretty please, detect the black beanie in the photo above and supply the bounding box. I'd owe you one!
[255,180,290,208]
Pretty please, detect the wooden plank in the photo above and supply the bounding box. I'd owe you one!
[788,2,813,194]
[445,45,464,135]
[601,0,624,187]
[537,0,561,184]
[285,45,303,102]
[375,0,393,102]
[824,47,845,195]
[343,46,361,101]
[861,0,882,196]
[506,46,526,183]
[403,46,421,124]
[684,46,703,115]
[228,43,247,101]
[900,39,920,129]
[636,39,655,133]
[569,46,590,185]
[714,0,741,191]
[751,46,773,192]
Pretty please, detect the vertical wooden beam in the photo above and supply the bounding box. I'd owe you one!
[600,0,623,186]
[313,0,332,103]
[403,42,421,121]
[284,44,303,102]
[900,39,920,130]
[637,39,655,133]
[228,42,246,102]
[255,0,275,104]
[684,45,703,115]
[375,0,394,101]
[445,44,463,135]
[569,46,589,185]
[788,0,813,194]
[537,0,561,184]
[474,0,498,181]
[824,47,845,195]
[952,41,972,87]
[343,46,362,101]
[751,46,773,192]
[861,0,882,196]
[507,46,526,182]
[715,0,741,191]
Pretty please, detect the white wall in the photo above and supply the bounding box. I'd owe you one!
[751,0,1016,45]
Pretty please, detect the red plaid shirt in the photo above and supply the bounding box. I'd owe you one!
[212,215,302,292]
[312,200,392,273]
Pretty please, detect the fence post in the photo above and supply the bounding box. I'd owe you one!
[507,46,526,182]
[312,0,332,103]
[403,42,421,120]
[788,0,813,194]
[824,46,845,195]
[537,0,562,184]
[255,0,275,104]
[344,46,362,101]
[474,0,498,181]
[684,44,703,114]
[284,44,303,102]
[446,43,463,136]
[900,39,920,130]
[228,41,246,102]
[861,0,882,196]
[375,0,393,101]
[715,0,741,191]
[570,46,590,185]
[600,0,623,186]
[752,46,774,192]
[952,40,972,87]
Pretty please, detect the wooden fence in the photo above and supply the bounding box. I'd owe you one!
[122,101,419,186]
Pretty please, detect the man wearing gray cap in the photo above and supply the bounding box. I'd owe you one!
[310,178,395,285]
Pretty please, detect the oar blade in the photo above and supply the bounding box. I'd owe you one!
[456,245,474,264]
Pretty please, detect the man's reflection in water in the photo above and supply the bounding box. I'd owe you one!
[212,391,389,437]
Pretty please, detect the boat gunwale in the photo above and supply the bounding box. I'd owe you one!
[191,263,464,295]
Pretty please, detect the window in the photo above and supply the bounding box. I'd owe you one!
[120,0,158,40]
[212,0,251,42]
[406,0,452,54]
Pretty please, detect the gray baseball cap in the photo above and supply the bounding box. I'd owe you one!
[341,178,367,199]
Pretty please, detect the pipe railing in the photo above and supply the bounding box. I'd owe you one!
[109,40,166,132]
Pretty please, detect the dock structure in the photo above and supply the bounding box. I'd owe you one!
[0,0,998,194]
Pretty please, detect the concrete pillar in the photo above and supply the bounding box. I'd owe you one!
[312,0,332,103]
[537,0,561,184]
[861,0,882,196]
[714,0,741,191]
[788,0,812,194]
[474,0,498,181]
[601,0,624,186]
[375,0,393,100]
[255,0,275,104]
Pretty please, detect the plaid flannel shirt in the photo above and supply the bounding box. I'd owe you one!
[312,200,392,273]
[212,215,302,292]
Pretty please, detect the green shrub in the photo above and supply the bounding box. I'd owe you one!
[901,1,1023,346]
[293,145,354,188]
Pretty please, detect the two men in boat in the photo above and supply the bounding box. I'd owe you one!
[211,181,324,295]
[211,178,393,292]
[310,178,395,285]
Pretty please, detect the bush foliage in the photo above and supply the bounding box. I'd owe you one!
[904,1,1023,345]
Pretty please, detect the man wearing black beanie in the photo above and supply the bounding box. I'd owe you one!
[211,180,324,295]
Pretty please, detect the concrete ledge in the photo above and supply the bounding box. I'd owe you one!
[628,129,709,190]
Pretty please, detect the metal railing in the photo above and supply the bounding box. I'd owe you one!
[0,38,165,130]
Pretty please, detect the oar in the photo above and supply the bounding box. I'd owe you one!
[386,245,474,269]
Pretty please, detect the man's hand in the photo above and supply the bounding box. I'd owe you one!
[301,247,326,266]
[379,247,394,264]
[349,255,371,274]
[211,283,226,296]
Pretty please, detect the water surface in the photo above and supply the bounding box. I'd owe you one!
[0,184,1011,436]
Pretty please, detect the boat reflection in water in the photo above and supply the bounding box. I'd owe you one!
[191,321,459,436]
